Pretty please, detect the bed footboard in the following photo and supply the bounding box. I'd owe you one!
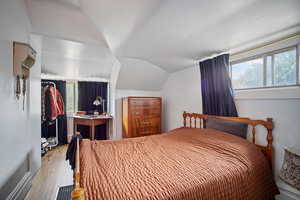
[71,135,85,200]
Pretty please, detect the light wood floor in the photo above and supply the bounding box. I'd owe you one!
[25,145,73,200]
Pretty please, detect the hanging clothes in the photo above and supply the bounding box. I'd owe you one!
[48,86,65,120]
[44,86,65,122]
[41,80,68,145]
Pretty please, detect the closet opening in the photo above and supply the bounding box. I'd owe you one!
[41,79,110,156]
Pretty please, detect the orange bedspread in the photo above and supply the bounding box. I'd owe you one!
[80,128,278,200]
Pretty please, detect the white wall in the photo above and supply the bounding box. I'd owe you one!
[161,36,300,199]
[29,34,42,174]
[234,88,300,200]
[231,36,300,199]
[109,59,121,139]
[161,66,202,131]
[236,98,300,181]
[116,57,168,90]
[113,89,162,139]
[0,0,41,195]
[162,67,300,199]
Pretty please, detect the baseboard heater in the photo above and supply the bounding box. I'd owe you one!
[0,154,32,200]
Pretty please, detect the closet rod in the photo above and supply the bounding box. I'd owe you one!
[42,81,56,85]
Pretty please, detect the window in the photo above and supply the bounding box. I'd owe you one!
[230,47,299,89]
[231,58,264,89]
[66,81,78,114]
[272,49,297,86]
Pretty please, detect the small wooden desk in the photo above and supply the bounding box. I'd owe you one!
[73,115,112,140]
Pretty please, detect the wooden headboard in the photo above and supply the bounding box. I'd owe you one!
[183,111,274,168]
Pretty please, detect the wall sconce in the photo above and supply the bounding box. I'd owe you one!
[13,42,36,109]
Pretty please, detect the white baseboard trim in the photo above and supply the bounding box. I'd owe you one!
[276,191,300,200]
[6,172,32,200]
[276,180,300,200]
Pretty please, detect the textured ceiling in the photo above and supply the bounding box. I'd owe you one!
[26,0,107,45]
[26,0,300,77]
[41,36,115,78]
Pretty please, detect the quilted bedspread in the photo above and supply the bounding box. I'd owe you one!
[79,128,278,200]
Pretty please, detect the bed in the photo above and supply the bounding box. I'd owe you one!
[71,112,279,200]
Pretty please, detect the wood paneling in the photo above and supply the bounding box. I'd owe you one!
[122,97,162,138]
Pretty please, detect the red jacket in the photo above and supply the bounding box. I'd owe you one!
[49,87,64,120]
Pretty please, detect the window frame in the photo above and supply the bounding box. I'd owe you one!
[230,45,299,90]
[66,81,78,116]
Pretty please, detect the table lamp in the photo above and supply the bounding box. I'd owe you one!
[93,96,103,115]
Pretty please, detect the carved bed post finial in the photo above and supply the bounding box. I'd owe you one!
[72,187,85,200]
[183,111,187,127]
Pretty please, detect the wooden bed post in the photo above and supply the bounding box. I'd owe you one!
[71,136,85,200]
[183,111,187,128]
[266,118,273,150]
[266,118,273,168]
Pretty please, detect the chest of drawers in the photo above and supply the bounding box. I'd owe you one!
[122,97,162,138]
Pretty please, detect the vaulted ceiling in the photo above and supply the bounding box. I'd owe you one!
[40,36,115,79]
[25,0,300,88]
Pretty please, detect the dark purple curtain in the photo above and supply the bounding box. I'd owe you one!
[199,54,238,117]
[78,81,108,113]
[77,81,108,140]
